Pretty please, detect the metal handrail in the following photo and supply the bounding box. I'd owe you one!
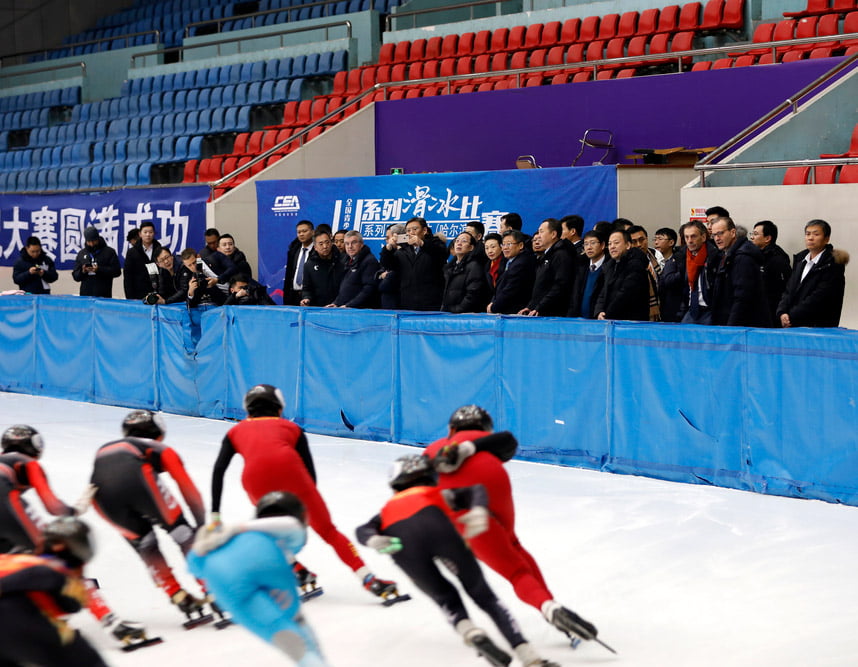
[210,32,858,191]
[186,0,347,37]
[0,30,161,66]
[698,157,858,170]
[694,50,858,185]
[132,20,352,67]
[0,60,86,85]
[386,0,528,31]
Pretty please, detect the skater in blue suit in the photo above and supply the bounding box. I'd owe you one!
[188,492,327,667]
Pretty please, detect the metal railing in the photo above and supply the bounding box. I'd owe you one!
[132,20,352,66]
[0,30,160,68]
[694,50,858,185]
[386,0,528,31]
[209,33,858,193]
[185,0,349,37]
[0,61,87,88]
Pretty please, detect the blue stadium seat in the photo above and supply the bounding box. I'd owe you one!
[187,135,203,159]
[173,111,187,135]
[209,107,225,133]
[186,110,201,134]
[108,119,130,141]
[316,51,333,75]
[108,98,122,117]
[138,116,152,138]
[221,84,235,107]
[196,109,212,133]
[227,64,242,84]
[92,142,105,164]
[239,63,254,82]
[136,164,152,186]
[272,80,290,102]
[206,67,220,88]
[173,135,190,160]
[78,166,93,188]
[94,120,109,140]
[287,78,304,101]
[186,89,200,110]
[162,113,175,136]
[304,53,320,77]
[150,114,164,136]
[277,58,292,80]
[103,141,116,163]
[128,117,142,138]
[119,97,131,117]
[174,90,188,111]
[48,146,62,167]
[291,55,306,78]
[140,77,153,95]
[111,164,126,187]
[114,141,127,163]
[33,170,45,191]
[197,88,211,110]
[250,61,266,81]
[264,59,280,80]
[246,82,262,105]
[259,81,275,104]
[235,83,250,106]
[330,50,347,73]
[58,168,70,190]
[71,143,91,165]
[210,86,224,108]
[46,169,59,190]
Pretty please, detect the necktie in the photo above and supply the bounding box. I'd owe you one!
[296,247,307,286]
[590,264,597,272]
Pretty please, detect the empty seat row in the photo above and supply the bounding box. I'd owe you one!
[0,163,157,191]
[730,12,858,59]
[379,0,744,65]
[784,0,857,18]
[783,164,858,183]
[0,87,81,113]
[0,108,51,132]
[99,0,233,28]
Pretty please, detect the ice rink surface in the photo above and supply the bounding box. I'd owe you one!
[2,391,857,667]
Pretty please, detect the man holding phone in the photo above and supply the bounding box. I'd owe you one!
[379,217,449,311]
[72,226,121,298]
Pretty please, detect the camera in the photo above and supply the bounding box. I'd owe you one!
[89,254,97,270]
[396,233,409,244]
[143,292,160,305]
[194,258,206,283]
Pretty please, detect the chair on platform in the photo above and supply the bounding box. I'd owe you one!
[573,129,614,165]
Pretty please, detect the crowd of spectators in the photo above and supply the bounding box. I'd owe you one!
[9,206,850,328]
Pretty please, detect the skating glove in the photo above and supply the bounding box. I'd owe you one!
[458,506,489,539]
[192,523,237,555]
[73,484,98,516]
[434,440,476,473]
[367,535,403,554]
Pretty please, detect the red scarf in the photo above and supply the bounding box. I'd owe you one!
[686,243,708,291]
[488,258,501,286]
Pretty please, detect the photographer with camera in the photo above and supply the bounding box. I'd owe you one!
[186,249,225,308]
[123,221,162,301]
[141,247,183,305]
[13,236,58,294]
[72,227,121,298]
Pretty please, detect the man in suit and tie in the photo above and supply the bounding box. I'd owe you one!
[487,231,536,314]
[567,231,607,319]
[282,220,315,305]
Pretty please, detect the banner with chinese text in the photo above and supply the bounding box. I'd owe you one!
[256,166,616,300]
[0,186,209,270]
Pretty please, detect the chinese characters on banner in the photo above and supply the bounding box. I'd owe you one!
[257,166,618,297]
[0,186,209,270]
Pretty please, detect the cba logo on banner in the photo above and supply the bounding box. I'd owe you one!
[272,195,300,215]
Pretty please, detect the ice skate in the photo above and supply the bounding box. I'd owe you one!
[172,589,213,629]
[463,628,511,667]
[103,614,163,651]
[363,574,411,606]
[205,596,234,629]
[542,601,597,640]
[294,561,324,602]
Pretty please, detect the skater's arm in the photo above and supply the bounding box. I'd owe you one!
[25,462,75,517]
[355,514,383,546]
[0,563,67,596]
[472,431,518,462]
[161,448,206,527]
[294,430,317,483]
[210,436,237,514]
[441,484,489,512]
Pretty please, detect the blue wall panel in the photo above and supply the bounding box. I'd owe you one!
[3,296,858,507]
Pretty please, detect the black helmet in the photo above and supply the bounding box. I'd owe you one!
[243,384,285,416]
[448,405,493,433]
[1,425,44,459]
[42,517,94,567]
[121,410,165,439]
[255,491,306,523]
[388,455,437,492]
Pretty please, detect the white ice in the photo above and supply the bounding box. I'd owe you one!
[2,391,857,667]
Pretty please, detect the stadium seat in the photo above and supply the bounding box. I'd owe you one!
[679,2,702,30]
[783,166,810,184]
[409,39,427,62]
[393,40,410,63]
[618,11,639,38]
[721,0,745,29]
[490,28,509,52]
[820,123,858,158]
[657,5,680,32]
[425,36,443,60]
[598,14,619,40]
[524,24,543,49]
[458,32,476,56]
[579,16,600,42]
[784,0,832,18]
[539,22,560,47]
[560,18,580,44]
[700,0,725,30]
[839,164,858,183]
[441,34,458,58]
[507,26,526,51]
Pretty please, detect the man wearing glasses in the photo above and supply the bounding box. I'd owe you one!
[488,231,536,314]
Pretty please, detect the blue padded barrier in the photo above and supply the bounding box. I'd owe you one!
[3,297,858,506]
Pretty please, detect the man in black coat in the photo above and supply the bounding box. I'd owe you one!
[567,230,607,319]
[379,217,449,311]
[777,219,849,328]
[489,231,536,314]
[594,229,650,322]
[12,236,58,294]
[518,218,577,317]
[282,220,315,306]
[333,231,380,308]
[300,229,344,307]
[123,220,161,300]
[709,216,769,327]
[72,226,122,297]
[750,220,791,327]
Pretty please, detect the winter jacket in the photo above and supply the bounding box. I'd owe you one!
[441,252,490,313]
[12,248,58,294]
[567,257,606,319]
[71,239,122,297]
[594,247,650,321]
[380,234,449,311]
[123,241,162,300]
[776,245,849,328]
[491,251,536,314]
[759,243,791,326]
[710,237,769,327]
[301,248,344,306]
[335,245,380,308]
[526,238,577,316]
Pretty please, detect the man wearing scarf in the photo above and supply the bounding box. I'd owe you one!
[679,221,720,325]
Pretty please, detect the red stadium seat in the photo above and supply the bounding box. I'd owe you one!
[809,46,835,57]
[648,33,672,64]
[598,13,620,40]
[540,21,561,47]
[721,0,745,29]
[815,165,840,183]
[233,132,251,154]
[784,0,831,18]
[781,49,806,62]
[671,30,695,60]
[586,40,606,62]
[637,8,660,35]
[772,19,797,53]
[331,71,347,96]
[378,43,394,65]
[524,23,543,49]
[560,18,581,43]
[691,60,713,70]
[700,0,725,30]
[529,49,547,68]
[742,22,776,55]
[679,2,702,30]
[821,123,858,157]
[393,40,410,63]
[572,71,593,83]
[390,63,407,82]
[491,52,509,72]
[182,159,199,183]
[457,32,476,57]
[733,54,757,66]
[441,34,458,58]
[507,26,526,51]
[657,5,680,32]
[509,51,529,70]
[247,131,264,153]
[617,68,636,78]
[580,16,600,42]
[409,39,426,62]
[618,11,639,37]
[550,72,569,85]
[596,70,615,80]
[839,164,858,183]
[814,13,842,47]
[407,62,423,81]
[454,57,473,76]
[626,36,648,64]
[473,30,491,56]
[838,11,858,48]
[783,166,811,184]
[712,57,733,68]
[425,36,443,60]
[566,43,586,65]
[606,38,626,61]
[491,28,509,52]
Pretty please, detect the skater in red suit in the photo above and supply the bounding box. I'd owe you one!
[0,424,149,646]
[423,405,599,644]
[210,383,400,601]
[90,410,215,620]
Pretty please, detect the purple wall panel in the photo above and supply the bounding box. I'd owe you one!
[374,60,838,175]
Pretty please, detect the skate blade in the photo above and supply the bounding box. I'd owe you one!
[381,593,411,607]
[301,587,324,602]
[183,614,214,629]
[214,617,234,630]
[120,636,163,652]
[594,636,617,654]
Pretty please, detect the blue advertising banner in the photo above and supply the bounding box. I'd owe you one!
[256,166,617,301]
[0,186,209,270]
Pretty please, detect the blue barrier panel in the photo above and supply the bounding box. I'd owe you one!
[396,313,499,446]
[745,328,858,505]
[0,296,35,392]
[300,308,396,441]
[498,316,611,467]
[195,307,230,420]
[34,297,97,402]
[156,304,200,416]
[220,305,302,422]
[607,321,752,491]
[92,299,157,408]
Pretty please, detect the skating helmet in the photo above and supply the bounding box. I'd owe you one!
[1,424,44,459]
[42,517,94,567]
[387,455,437,492]
[255,491,306,523]
[448,405,493,433]
[243,384,285,416]
[121,410,166,440]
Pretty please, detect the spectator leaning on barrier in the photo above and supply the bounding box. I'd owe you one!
[333,230,380,309]
[629,225,662,322]
[442,232,490,314]
[380,216,449,311]
[483,233,504,296]
[12,236,58,294]
[519,218,577,317]
[709,216,768,328]
[567,230,607,319]
[777,219,849,328]
[283,220,315,306]
[123,221,161,301]
[595,229,650,322]
[750,221,792,327]
[300,229,344,307]
[678,221,719,325]
[487,231,535,315]
[72,226,122,298]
